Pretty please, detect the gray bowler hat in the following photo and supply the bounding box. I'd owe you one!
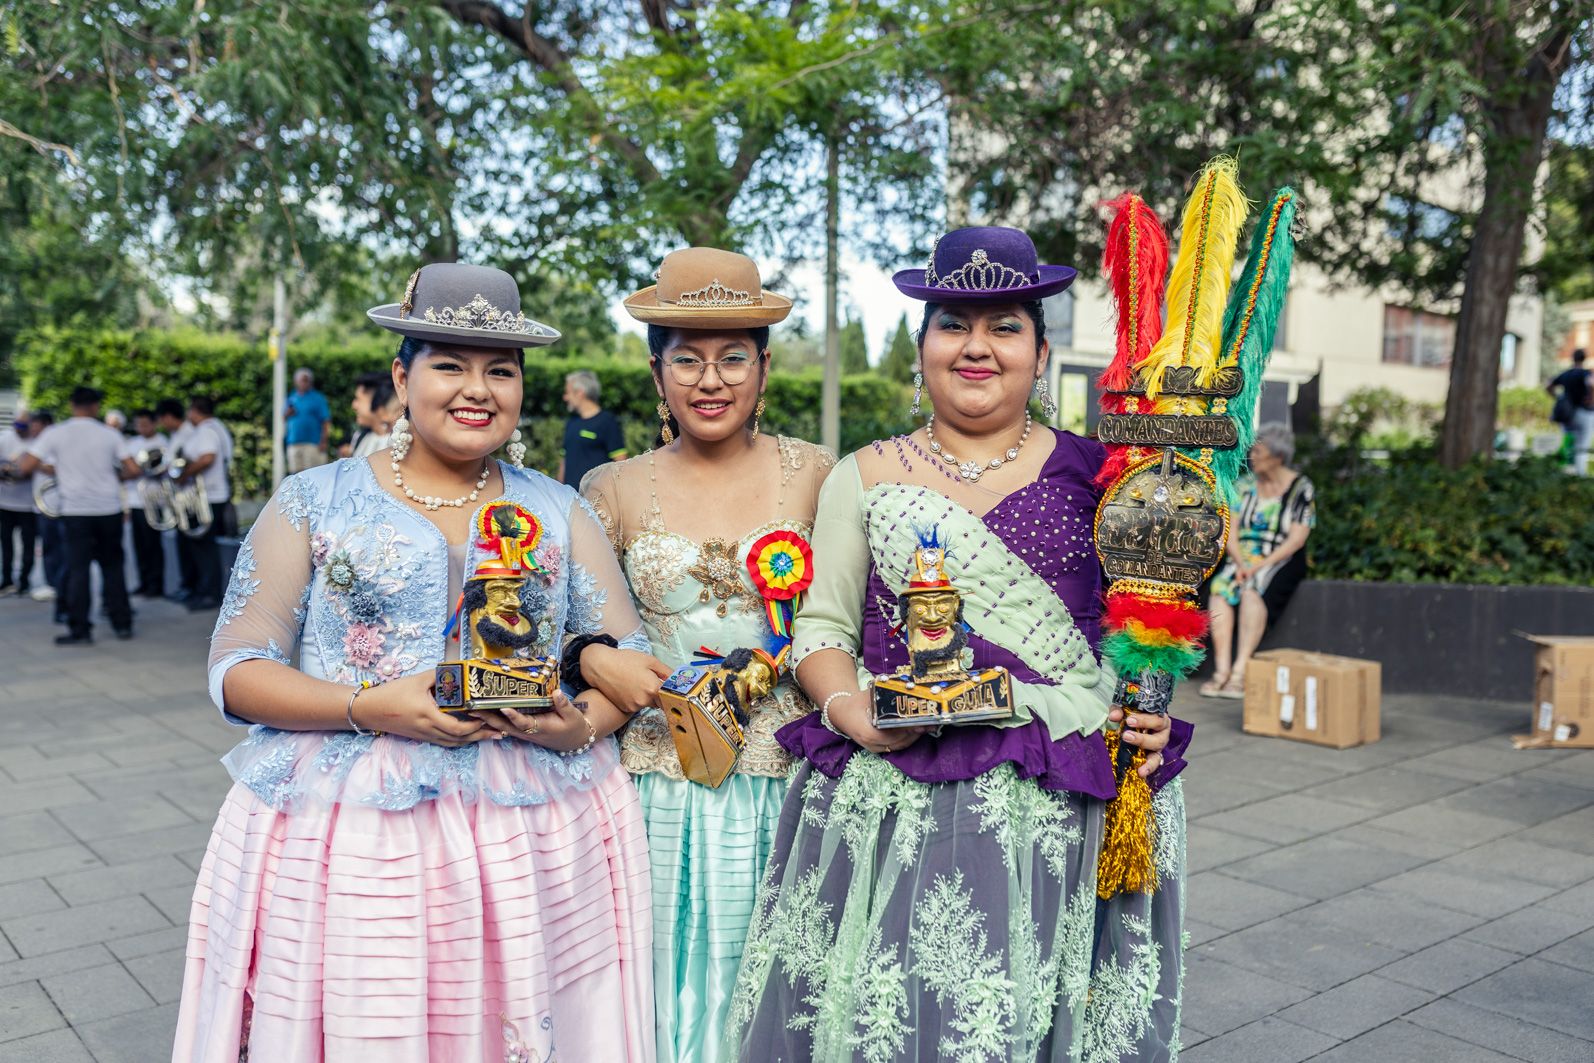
[367,263,561,349]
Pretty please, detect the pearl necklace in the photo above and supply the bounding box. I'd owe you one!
[392,452,492,511]
[925,412,1033,483]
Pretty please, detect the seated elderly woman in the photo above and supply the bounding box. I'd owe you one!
[1202,422,1316,698]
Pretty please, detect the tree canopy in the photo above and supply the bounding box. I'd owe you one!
[880,312,918,384]
[5,0,1592,461]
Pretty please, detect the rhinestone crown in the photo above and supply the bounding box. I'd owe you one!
[422,293,555,337]
[674,278,757,308]
[926,248,1033,291]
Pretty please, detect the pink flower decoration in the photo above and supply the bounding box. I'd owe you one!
[536,542,563,583]
[310,532,333,567]
[343,623,386,669]
[373,656,405,681]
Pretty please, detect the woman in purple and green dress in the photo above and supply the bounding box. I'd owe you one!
[726,227,1193,1062]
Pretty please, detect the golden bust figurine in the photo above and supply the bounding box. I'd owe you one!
[723,646,783,718]
[902,588,965,681]
[467,574,544,659]
[656,644,788,789]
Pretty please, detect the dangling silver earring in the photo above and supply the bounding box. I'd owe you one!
[1035,379,1057,420]
[911,371,923,418]
[506,428,525,469]
[390,411,412,461]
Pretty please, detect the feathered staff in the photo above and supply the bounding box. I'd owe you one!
[1094,193,1170,489]
[1094,157,1252,900]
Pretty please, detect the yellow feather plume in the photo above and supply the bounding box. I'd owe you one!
[1139,156,1250,400]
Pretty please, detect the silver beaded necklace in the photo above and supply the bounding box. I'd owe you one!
[924,412,1033,483]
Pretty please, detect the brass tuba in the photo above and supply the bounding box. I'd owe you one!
[32,475,61,518]
[139,448,212,537]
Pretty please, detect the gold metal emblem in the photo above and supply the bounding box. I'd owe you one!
[1093,451,1229,591]
[1124,365,1244,397]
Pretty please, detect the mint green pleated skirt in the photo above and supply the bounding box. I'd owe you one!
[634,770,790,1063]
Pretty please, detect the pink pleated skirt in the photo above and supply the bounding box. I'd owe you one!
[172,764,654,1063]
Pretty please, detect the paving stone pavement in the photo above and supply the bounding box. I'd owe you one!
[2,591,1593,1061]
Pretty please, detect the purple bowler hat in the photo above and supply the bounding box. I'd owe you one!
[892,226,1077,303]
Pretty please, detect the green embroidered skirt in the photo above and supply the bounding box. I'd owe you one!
[725,755,1187,1063]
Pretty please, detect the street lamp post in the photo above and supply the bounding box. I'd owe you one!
[270,275,288,490]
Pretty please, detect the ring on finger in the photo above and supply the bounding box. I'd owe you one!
[523,717,541,736]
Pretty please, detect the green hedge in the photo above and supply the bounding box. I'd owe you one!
[1306,449,1594,586]
[14,326,914,498]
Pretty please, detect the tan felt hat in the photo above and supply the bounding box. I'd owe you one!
[623,247,793,329]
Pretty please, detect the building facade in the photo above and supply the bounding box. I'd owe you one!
[1042,260,1544,437]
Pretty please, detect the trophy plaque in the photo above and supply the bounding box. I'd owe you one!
[658,646,781,789]
[872,536,1014,730]
[658,664,745,789]
[435,503,559,715]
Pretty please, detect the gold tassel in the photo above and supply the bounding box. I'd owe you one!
[1097,728,1159,899]
[1141,156,1250,400]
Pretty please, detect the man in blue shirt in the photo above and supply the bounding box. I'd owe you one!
[285,368,331,473]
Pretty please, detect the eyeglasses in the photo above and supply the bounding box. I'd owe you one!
[664,353,756,387]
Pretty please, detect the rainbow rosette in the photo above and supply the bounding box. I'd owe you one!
[745,530,814,639]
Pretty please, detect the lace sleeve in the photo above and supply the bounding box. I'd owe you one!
[564,492,650,654]
[790,454,868,665]
[782,437,838,524]
[207,475,317,724]
[579,462,625,561]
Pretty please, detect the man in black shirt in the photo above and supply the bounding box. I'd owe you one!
[1549,348,1593,475]
[558,370,628,487]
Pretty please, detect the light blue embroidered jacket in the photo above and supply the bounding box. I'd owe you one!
[208,458,649,811]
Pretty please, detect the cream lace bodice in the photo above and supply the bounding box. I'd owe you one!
[585,436,836,780]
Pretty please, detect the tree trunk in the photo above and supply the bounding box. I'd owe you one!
[1439,28,1568,468]
[822,132,841,455]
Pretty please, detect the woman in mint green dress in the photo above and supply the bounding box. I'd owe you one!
[584,247,834,1063]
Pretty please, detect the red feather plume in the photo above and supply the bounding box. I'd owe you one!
[1106,593,1210,642]
[1098,194,1170,394]
[1094,194,1171,488]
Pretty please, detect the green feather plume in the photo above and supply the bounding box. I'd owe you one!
[1101,630,1207,680]
[1210,188,1298,494]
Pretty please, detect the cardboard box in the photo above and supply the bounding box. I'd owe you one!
[1243,649,1382,748]
[1519,634,1594,748]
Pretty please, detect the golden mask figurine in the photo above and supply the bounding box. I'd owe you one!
[872,533,1014,729]
[658,645,784,789]
[435,503,559,715]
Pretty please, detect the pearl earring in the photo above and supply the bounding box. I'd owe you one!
[390,413,412,460]
[910,371,923,418]
[506,428,525,469]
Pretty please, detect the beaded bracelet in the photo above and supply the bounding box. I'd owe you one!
[558,711,598,758]
[346,681,379,737]
[819,689,854,734]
